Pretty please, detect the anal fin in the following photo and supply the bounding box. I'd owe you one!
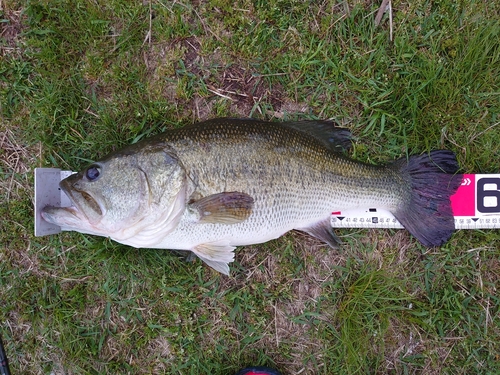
[300,218,342,248]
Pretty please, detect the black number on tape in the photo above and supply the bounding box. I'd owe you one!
[477,178,500,213]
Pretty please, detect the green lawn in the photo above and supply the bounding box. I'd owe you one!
[1,0,499,374]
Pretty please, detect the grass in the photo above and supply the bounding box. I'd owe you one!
[1,0,499,374]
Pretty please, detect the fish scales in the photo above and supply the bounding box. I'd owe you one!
[158,120,404,242]
[148,120,398,253]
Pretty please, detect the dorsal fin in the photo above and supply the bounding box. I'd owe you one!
[282,121,352,153]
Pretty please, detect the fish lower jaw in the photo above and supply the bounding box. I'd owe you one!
[41,206,108,238]
[41,205,79,225]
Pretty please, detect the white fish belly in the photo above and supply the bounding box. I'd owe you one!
[150,188,398,251]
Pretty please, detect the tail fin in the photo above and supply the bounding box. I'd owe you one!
[393,150,462,247]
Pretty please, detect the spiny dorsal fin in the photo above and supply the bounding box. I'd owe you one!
[189,192,254,224]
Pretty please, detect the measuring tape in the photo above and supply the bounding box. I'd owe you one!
[331,174,500,230]
[34,170,500,236]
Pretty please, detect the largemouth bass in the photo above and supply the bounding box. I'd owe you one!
[42,118,462,274]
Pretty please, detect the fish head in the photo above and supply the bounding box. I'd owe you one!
[42,141,187,242]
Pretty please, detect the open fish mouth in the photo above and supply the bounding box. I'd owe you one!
[74,190,103,217]
[61,176,104,218]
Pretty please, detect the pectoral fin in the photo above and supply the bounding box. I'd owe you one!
[189,192,254,224]
[192,241,236,275]
[300,218,342,248]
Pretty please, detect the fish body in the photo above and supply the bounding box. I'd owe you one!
[42,118,462,274]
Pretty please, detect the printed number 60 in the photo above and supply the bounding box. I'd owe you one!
[477,178,500,213]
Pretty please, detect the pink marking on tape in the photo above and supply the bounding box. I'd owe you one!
[450,174,476,216]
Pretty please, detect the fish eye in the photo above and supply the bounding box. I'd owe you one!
[85,165,101,181]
